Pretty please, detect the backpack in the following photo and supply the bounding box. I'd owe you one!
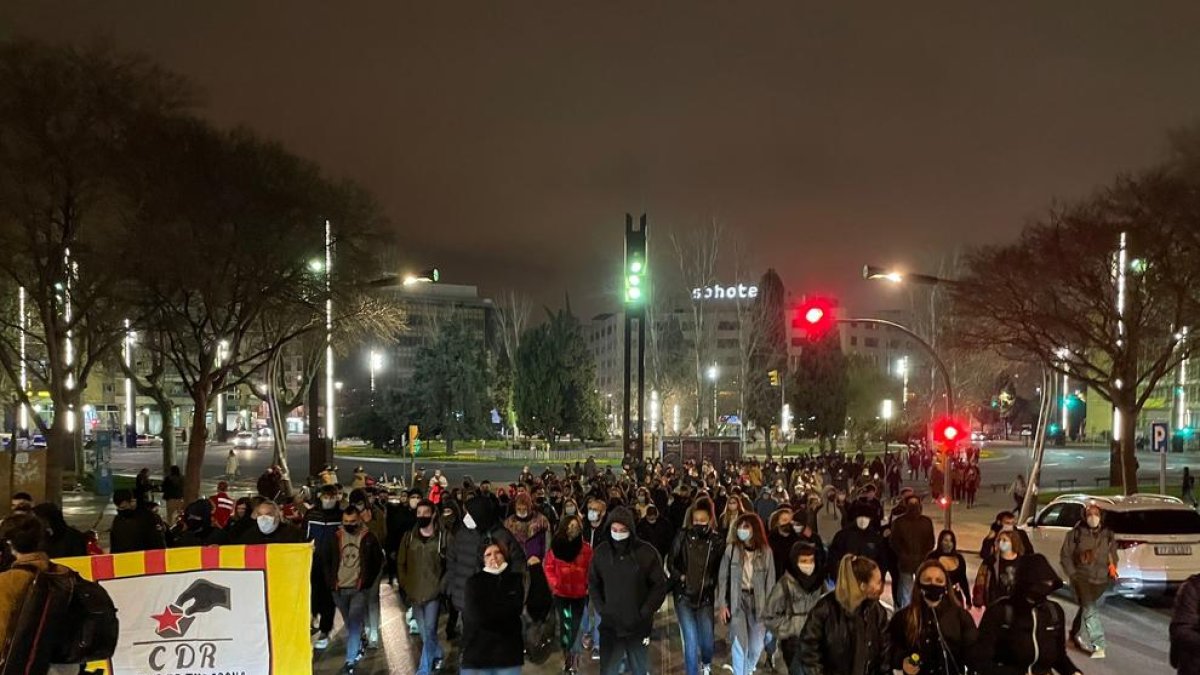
[1,563,119,672]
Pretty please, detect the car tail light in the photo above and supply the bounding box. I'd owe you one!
[1116,540,1145,550]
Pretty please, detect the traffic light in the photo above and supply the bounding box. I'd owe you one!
[408,424,419,456]
[624,222,647,305]
[793,296,837,341]
[932,417,967,450]
[768,369,780,387]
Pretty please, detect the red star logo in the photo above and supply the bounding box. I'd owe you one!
[151,604,185,636]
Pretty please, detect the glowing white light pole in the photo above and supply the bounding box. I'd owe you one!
[881,399,894,454]
[1178,328,1190,430]
[896,356,909,411]
[369,350,384,395]
[17,287,27,432]
[1113,232,1128,443]
[672,404,680,435]
[123,320,135,438]
[707,364,719,430]
[649,390,660,458]
[325,220,336,442]
[216,340,229,435]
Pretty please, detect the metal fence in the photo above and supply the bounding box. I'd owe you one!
[477,446,624,462]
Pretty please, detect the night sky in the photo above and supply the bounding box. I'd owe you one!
[5,2,1200,316]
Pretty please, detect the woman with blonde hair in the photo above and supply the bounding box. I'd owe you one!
[716,513,776,675]
[888,560,977,675]
[798,554,890,675]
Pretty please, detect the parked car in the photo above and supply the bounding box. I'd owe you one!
[233,431,259,449]
[135,433,160,447]
[1022,492,1200,597]
[31,434,47,448]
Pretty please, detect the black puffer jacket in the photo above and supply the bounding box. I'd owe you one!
[668,524,725,608]
[461,566,526,669]
[971,554,1081,675]
[798,592,891,675]
[588,507,670,639]
[445,495,526,612]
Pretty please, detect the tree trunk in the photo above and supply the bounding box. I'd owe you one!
[158,399,176,474]
[1114,403,1139,495]
[183,389,211,503]
[45,422,72,506]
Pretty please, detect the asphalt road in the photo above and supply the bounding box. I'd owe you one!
[107,437,1180,674]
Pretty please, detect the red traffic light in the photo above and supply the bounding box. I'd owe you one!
[793,296,838,341]
[932,417,968,449]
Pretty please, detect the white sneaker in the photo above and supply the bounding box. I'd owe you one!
[1091,649,1107,659]
[701,665,712,675]
[314,632,330,650]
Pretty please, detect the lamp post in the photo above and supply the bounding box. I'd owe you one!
[369,350,384,399]
[707,364,719,432]
[881,399,894,455]
[895,356,909,412]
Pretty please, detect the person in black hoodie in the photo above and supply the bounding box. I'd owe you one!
[887,560,977,675]
[827,500,891,583]
[171,499,225,547]
[110,489,166,553]
[972,553,1083,675]
[461,540,526,675]
[635,504,674,559]
[668,498,725,675]
[32,503,88,558]
[588,506,669,675]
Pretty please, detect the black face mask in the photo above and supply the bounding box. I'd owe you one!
[343,524,360,534]
[919,583,947,603]
[416,516,433,528]
[693,524,710,534]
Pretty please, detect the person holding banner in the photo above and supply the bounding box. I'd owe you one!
[238,499,304,545]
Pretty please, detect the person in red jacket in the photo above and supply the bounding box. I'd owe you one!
[209,481,235,529]
[543,513,593,674]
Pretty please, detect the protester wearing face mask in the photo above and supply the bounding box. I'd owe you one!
[716,513,776,675]
[318,506,383,673]
[888,495,935,609]
[972,554,1083,675]
[668,498,726,675]
[306,484,345,650]
[763,542,826,674]
[397,500,447,675]
[237,499,303,544]
[1061,503,1118,659]
[445,494,527,650]
[974,529,1023,608]
[888,560,977,675]
[980,510,1035,562]
[588,506,670,675]
[800,555,890,675]
[826,501,891,583]
[926,530,971,608]
[544,514,594,674]
[459,542,525,675]
[635,504,675,558]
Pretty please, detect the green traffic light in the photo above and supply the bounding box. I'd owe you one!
[627,286,642,301]
[630,259,643,274]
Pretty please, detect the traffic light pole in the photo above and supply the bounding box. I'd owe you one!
[841,317,956,529]
[622,214,647,462]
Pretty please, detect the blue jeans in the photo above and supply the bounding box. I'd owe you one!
[332,588,368,665]
[894,571,915,609]
[580,598,601,649]
[675,599,715,675]
[461,669,522,675]
[413,599,443,675]
[731,592,766,675]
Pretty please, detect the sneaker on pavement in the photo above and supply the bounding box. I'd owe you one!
[591,647,600,661]
[1091,649,1107,659]
[431,657,444,672]
[1073,635,1093,653]
[701,665,712,675]
[314,632,330,650]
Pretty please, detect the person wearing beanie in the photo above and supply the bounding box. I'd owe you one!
[171,499,224,547]
[588,505,669,675]
[444,494,526,636]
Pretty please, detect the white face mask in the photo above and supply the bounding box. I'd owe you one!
[736,528,752,542]
[1001,524,1014,532]
[483,561,508,575]
[588,509,601,523]
[463,513,477,530]
[1087,515,1101,529]
[856,516,871,530]
[997,540,1013,554]
[320,498,337,510]
[798,562,816,576]
[565,506,577,516]
[611,529,630,542]
[257,515,278,535]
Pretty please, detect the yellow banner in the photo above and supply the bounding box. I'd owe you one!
[57,543,313,675]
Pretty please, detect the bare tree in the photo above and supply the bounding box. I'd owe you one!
[671,220,723,426]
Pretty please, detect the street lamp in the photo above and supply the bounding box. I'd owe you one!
[369,350,384,395]
[881,399,894,454]
[707,364,719,430]
[895,356,909,411]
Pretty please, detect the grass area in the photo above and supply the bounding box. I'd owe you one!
[79,473,136,493]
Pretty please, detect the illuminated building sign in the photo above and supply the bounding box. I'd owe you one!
[691,284,759,301]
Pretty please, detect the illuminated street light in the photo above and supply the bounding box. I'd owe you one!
[708,363,719,429]
[369,350,384,394]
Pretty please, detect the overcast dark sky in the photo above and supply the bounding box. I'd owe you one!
[5,2,1200,315]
